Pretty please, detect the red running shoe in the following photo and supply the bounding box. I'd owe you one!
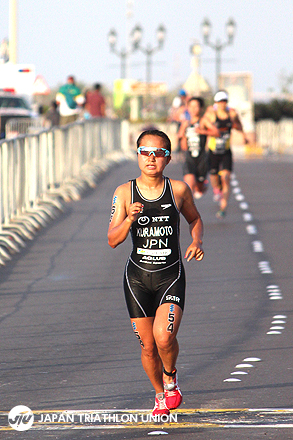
[163,371,182,410]
[152,393,170,416]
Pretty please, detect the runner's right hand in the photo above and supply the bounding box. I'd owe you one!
[127,202,144,223]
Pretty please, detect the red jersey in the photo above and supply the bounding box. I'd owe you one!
[86,91,105,117]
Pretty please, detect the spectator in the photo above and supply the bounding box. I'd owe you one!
[56,75,82,125]
[85,83,106,118]
[45,101,60,128]
[169,89,190,125]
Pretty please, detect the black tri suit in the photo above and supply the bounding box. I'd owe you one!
[182,120,208,182]
[124,177,186,318]
[208,111,233,174]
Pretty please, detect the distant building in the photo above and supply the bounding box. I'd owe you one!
[182,71,211,97]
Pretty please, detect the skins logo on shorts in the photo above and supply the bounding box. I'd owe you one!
[138,216,150,225]
[166,295,180,303]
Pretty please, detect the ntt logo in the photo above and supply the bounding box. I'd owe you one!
[138,216,150,225]
[8,405,34,431]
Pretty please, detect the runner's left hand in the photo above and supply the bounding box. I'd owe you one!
[184,242,204,262]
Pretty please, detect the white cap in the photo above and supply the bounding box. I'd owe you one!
[214,91,229,102]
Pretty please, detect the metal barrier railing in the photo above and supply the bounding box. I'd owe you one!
[256,119,293,154]
[0,118,123,264]
[5,117,44,138]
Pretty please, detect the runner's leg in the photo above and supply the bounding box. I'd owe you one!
[219,169,231,212]
[130,317,164,394]
[210,173,221,194]
[152,303,183,386]
[183,173,197,195]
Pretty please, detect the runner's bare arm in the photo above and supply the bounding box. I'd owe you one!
[196,117,220,137]
[172,180,204,262]
[186,217,204,261]
[108,183,143,248]
[200,113,221,137]
[180,120,189,151]
[229,109,248,143]
[177,119,188,141]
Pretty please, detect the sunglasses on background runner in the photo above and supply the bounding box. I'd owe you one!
[137,146,170,157]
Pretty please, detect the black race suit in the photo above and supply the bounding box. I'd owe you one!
[208,112,233,174]
[124,177,185,318]
[183,120,208,182]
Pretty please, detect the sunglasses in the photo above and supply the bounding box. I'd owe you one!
[137,146,170,157]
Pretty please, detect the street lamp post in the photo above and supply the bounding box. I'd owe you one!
[108,26,141,79]
[201,17,236,91]
[133,24,166,85]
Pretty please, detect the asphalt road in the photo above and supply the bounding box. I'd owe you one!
[1,152,293,440]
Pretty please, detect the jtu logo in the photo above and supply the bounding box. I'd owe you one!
[8,405,34,431]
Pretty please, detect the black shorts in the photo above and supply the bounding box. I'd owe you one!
[124,259,186,318]
[208,149,233,175]
[183,152,208,182]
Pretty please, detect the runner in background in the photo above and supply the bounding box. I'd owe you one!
[179,97,217,199]
[202,90,248,218]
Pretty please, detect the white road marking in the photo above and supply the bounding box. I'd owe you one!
[223,378,241,382]
[233,173,287,391]
[246,225,257,234]
[258,261,273,273]
[235,363,253,368]
[252,240,264,252]
[243,212,253,222]
[239,202,249,210]
[266,286,283,299]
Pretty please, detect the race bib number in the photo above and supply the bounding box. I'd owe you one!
[216,133,230,153]
[186,126,200,157]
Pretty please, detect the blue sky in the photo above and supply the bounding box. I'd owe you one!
[1,0,293,98]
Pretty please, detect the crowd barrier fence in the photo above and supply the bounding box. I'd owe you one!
[256,119,293,154]
[0,118,125,264]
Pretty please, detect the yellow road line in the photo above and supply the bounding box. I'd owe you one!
[2,408,293,431]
